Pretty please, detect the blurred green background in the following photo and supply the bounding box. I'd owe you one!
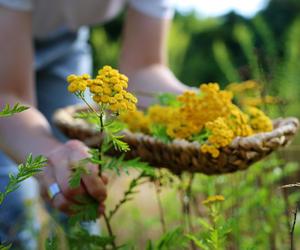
[90,0,300,118]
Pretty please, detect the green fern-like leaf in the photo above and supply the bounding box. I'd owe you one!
[185,234,209,250]
[67,223,114,250]
[0,103,29,117]
[74,111,100,129]
[0,154,46,205]
[69,164,90,188]
[70,196,99,224]
[0,243,12,250]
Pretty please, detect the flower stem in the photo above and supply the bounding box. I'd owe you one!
[98,111,117,250]
[154,181,167,234]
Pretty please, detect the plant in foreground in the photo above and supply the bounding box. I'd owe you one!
[0,104,47,249]
[61,65,155,249]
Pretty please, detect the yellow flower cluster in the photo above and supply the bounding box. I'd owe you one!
[226,105,253,137]
[120,110,150,134]
[147,105,176,125]
[240,96,281,107]
[67,73,91,93]
[177,84,234,130]
[119,82,273,159]
[201,118,234,158]
[202,195,225,206]
[246,107,273,133]
[67,66,137,113]
[226,80,261,93]
[227,80,280,108]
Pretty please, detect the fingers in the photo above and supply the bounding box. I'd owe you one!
[43,139,108,216]
[101,173,109,185]
[47,142,86,203]
[81,166,107,203]
[66,140,107,203]
[38,165,75,215]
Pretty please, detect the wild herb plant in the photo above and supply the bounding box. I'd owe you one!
[60,65,156,249]
[0,104,47,249]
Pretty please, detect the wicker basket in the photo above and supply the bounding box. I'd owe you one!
[53,105,299,175]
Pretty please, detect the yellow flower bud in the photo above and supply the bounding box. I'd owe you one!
[127,103,136,111]
[93,95,102,103]
[90,85,103,94]
[114,93,123,100]
[101,95,110,103]
[110,77,119,85]
[110,104,118,112]
[119,74,128,82]
[103,87,112,95]
[67,83,78,93]
[113,84,123,92]
[109,97,117,104]
[103,65,112,71]
[77,81,87,91]
[120,80,128,88]
[67,74,77,83]
[81,73,91,80]
[109,69,119,77]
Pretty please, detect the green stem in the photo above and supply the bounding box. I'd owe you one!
[108,172,145,220]
[98,111,117,250]
[154,181,167,234]
[79,92,99,115]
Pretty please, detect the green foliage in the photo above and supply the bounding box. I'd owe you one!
[108,172,148,220]
[191,129,211,144]
[108,133,130,152]
[156,93,180,107]
[105,120,130,152]
[0,154,46,204]
[212,40,240,82]
[45,236,59,250]
[0,243,12,250]
[74,111,100,129]
[69,163,90,188]
[102,155,155,177]
[146,228,187,250]
[70,196,99,224]
[67,223,114,250]
[150,125,171,144]
[0,103,29,117]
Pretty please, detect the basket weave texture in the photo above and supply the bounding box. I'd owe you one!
[53,105,299,175]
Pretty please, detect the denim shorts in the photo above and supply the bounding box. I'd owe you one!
[0,27,96,249]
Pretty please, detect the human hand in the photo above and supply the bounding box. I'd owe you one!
[36,140,107,216]
[126,65,195,108]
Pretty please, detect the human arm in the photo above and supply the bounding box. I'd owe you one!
[119,6,188,108]
[0,6,106,214]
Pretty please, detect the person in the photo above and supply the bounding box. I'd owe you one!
[0,0,189,248]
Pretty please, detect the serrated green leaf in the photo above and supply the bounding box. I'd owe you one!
[185,234,209,250]
[74,111,100,126]
[0,154,46,205]
[0,103,29,117]
[70,196,99,224]
[69,164,90,188]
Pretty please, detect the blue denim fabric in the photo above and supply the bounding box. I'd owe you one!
[0,27,99,249]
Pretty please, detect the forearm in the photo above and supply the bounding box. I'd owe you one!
[0,94,61,163]
[119,7,169,76]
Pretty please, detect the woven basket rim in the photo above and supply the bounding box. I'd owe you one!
[53,104,299,151]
